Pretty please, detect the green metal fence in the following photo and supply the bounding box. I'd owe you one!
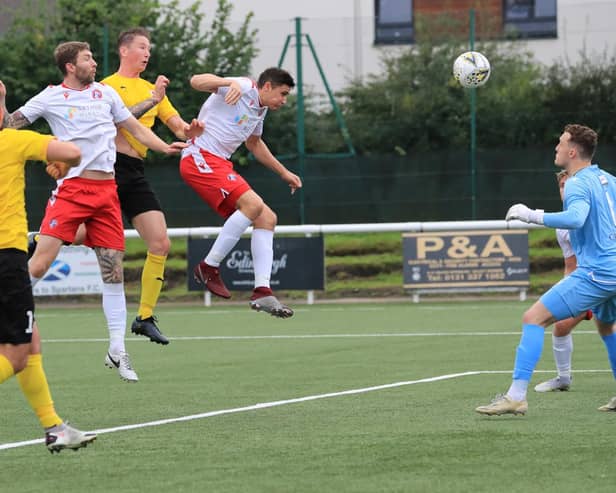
[24,144,616,230]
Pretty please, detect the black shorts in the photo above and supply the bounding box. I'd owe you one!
[114,152,163,222]
[0,249,34,345]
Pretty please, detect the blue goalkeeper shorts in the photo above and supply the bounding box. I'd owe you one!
[541,268,616,323]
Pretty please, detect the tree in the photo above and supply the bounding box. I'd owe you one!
[0,0,257,133]
[335,38,550,154]
[542,51,616,144]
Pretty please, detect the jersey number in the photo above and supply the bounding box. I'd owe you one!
[25,310,34,334]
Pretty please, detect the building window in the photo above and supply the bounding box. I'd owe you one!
[374,0,414,45]
[503,0,557,38]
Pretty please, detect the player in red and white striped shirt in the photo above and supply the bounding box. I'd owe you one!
[3,41,186,382]
[181,68,301,318]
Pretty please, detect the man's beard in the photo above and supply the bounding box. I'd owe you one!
[76,69,95,85]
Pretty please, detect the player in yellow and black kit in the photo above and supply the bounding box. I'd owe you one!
[70,28,203,345]
[0,81,96,452]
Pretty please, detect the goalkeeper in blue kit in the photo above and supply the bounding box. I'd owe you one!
[476,124,616,415]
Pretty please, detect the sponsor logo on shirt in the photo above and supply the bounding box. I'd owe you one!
[234,114,249,125]
[65,107,78,119]
[63,103,107,121]
[227,174,237,181]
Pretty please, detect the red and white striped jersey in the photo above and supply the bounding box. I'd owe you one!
[191,77,267,159]
[18,82,132,181]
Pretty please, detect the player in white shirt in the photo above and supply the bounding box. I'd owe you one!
[534,170,593,392]
[181,68,302,318]
[1,41,186,382]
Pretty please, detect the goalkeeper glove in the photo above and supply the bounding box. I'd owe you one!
[505,203,544,225]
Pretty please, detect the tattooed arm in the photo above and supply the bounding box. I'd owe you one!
[129,75,168,120]
[130,98,159,120]
[0,80,32,129]
[3,110,31,129]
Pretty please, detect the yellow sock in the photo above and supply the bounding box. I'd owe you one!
[0,354,15,383]
[16,354,62,429]
[138,252,166,320]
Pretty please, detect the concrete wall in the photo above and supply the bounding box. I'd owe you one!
[176,0,616,93]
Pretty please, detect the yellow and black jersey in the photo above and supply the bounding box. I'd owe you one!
[0,129,53,252]
[102,73,179,158]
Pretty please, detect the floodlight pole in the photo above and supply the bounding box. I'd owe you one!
[469,9,477,220]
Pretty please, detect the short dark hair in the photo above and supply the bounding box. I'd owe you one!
[117,27,150,51]
[54,41,91,75]
[257,67,295,89]
[564,124,598,160]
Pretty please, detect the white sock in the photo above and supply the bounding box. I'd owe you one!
[102,282,127,355]
[30,275,41,287]
[507,379,528,401]
[205,210,252,267]
[553,334,573,379]
[251,228,274,288]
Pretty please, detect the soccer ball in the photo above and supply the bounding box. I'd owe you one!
[453,51,491,88]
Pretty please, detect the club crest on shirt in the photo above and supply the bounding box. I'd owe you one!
[92,89,103,99]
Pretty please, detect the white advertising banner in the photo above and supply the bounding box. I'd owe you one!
[33,246,103,297]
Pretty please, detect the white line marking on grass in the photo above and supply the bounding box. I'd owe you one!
[0,371,477,451]
[2,368,612,451]
[479,369,611,374]
[40,330,603,343]
[33,302,530,322]
[35,306,389,319]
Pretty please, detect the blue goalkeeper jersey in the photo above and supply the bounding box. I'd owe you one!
[543,164,616,280]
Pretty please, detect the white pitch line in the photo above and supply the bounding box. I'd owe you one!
[0,371,478,451]
[34,306,388,319]
[34,303,520,319]
[40,330,603,343]
[2,368,612,451]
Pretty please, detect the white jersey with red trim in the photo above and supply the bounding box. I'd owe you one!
[190,77,267,159]
[556,228,574,259]
[18,82,132,181]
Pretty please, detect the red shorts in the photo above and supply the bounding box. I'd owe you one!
[180,148,251,219]
[39,177,125,251]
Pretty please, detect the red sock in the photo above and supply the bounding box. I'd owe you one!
[251,286,273,300]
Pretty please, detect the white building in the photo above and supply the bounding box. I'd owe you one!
[175,0,616,93]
